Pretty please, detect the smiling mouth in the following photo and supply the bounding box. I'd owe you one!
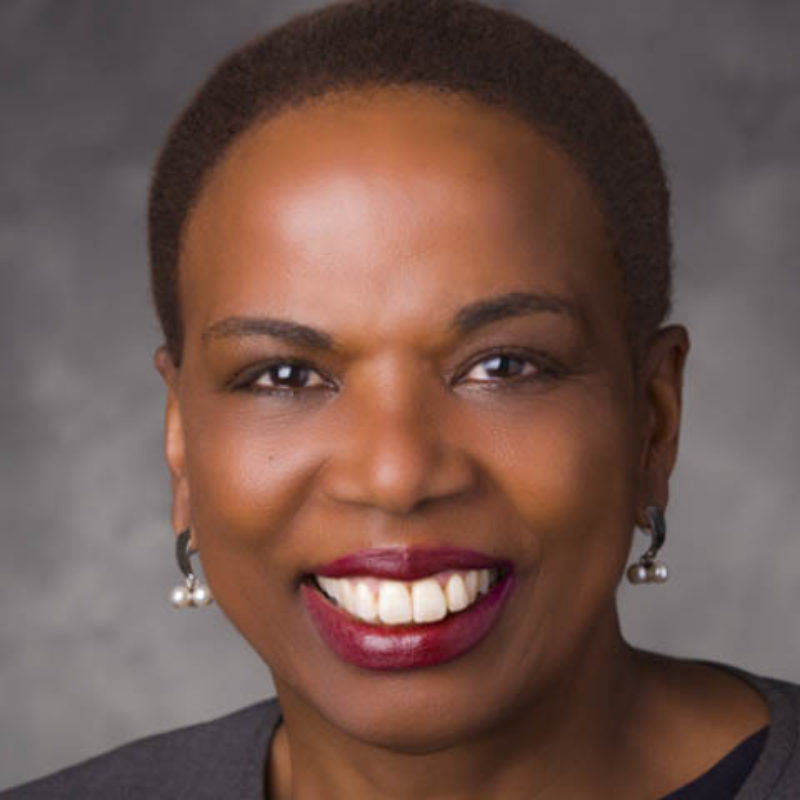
[301,547,516,670]
[308,567,507,625]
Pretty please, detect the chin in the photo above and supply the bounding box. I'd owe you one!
[316,674,519,753]
[272,628,537,753]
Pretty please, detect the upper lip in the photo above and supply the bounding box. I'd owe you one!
[309,546,513,581]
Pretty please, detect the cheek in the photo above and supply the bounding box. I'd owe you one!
[466,381,639,688]
[177,399,339,671]
[484,381,638,580]
[184,398,322,526]
[180,400,331,599]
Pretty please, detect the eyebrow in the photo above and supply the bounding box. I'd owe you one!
[201,291,581,351]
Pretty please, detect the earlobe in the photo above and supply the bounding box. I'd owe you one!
[153,346,192,535]
[637,324,691,511]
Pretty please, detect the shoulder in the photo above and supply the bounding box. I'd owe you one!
[710,662,800,799]
[0,698,281,800]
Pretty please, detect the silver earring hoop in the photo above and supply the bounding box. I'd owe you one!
[626,506,669,585]
[170,529,214,608]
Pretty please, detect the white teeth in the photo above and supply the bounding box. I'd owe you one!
[378,581,413,624]
[412,579,448,623]
[317,576,341,605]
[354,581,378,622]
[445,574,469,612]
[465,570,479,602]
[340,578,356,614]
[314,567,503,626]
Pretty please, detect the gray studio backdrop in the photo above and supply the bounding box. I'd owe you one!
[2,0,798,790]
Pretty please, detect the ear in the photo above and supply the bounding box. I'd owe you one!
[154,346,193,542]
[635,324,690,523]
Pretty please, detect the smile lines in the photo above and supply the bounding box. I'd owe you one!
[313,568,503,626]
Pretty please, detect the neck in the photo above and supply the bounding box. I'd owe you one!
[269,606,645,800]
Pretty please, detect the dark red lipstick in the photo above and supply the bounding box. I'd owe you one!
[302,547,515,670]
[312,546,509,580]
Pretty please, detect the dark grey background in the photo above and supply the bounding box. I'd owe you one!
[2,0,798,790]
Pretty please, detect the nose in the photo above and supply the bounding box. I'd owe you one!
[320,359,478,515]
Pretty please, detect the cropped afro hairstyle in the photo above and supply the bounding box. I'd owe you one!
[149,0,673,366]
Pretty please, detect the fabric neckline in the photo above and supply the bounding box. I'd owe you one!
[660,725,769,799]
[694,660,798,798]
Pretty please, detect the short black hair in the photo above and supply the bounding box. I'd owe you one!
[149,0,672,365]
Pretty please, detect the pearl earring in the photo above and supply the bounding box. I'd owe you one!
[169,529,214,608]
[626,506,669,584]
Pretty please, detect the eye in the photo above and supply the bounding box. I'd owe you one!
[237,360,329,394]
[459,351,549,385]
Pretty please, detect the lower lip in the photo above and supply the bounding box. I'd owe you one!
[301,572,515,670]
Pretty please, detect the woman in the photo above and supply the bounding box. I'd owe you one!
[4,0,798,797]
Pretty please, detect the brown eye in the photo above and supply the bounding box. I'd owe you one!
[462,353,538,384]
[250,362,327,392]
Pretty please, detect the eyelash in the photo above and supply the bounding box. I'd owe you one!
[230,348,568,397]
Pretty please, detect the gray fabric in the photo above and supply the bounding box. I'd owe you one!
[0,700,280,799]
[2,662,798,799]
[717,664,800,799]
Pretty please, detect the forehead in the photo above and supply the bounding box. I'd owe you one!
[180,86,623,349]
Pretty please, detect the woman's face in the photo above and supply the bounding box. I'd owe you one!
[157,87,682,749]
